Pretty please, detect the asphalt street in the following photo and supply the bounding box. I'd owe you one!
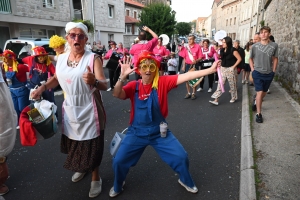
[4,70,242,200]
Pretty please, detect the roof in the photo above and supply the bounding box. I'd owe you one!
[124,0,145,8]
[125,15,140,24]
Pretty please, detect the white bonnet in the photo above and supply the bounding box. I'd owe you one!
[65,22,88,37]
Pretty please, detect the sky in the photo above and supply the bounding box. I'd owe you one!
[171,0,214,22]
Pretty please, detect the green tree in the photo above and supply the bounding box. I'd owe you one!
[138,3,176,40]
[175,22,192,36]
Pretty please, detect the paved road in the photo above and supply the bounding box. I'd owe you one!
[5,71,242,200]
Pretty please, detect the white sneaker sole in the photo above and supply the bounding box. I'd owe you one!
[178,179,198,193]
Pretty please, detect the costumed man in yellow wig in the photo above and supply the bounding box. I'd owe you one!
[110,50,220,197]
[2,50,30,129]
[49,35,67,61]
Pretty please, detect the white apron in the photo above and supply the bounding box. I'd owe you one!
[56,51,100,141]
[0,72,17,157]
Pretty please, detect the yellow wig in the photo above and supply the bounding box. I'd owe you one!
[2,50,18,72]
[49,35,66,49]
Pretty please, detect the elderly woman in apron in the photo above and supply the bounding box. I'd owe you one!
[110,50,220,197]
[30,22,107,198]
[2,50,30,129]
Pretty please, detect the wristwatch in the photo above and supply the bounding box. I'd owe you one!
[93,79,100,88]
[0,156,7,163]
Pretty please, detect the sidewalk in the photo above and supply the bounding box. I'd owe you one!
[249,81,300,199]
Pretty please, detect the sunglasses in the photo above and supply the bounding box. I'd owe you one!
[140,63,157,72]
[68,33,86,40]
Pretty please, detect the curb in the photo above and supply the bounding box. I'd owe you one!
[240,84,256,200]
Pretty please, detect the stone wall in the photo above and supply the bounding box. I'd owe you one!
[95,0,125,32]
[14,0,71,21]
[264,0,300,96]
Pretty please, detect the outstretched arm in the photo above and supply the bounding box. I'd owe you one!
[177,60,220,85]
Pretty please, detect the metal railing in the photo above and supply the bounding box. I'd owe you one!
[0,0,12,13]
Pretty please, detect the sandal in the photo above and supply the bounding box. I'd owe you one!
[0,184,9,195]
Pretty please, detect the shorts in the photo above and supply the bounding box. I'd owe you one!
[252,70,275,92]
[244,63,251,72]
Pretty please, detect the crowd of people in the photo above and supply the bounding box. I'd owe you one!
[0,22,278,198]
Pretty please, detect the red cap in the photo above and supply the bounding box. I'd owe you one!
[1,49,17,60]
[33,46,48,56]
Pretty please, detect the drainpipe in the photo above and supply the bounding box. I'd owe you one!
[91,0,95,42]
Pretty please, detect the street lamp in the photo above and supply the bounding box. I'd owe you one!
[171,10,176,44]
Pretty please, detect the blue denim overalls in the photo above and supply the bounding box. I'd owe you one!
[6,70,30,121]
[28,61,55,103]
[113,81,195,192]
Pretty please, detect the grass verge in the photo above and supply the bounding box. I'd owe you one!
[248,87,262,199]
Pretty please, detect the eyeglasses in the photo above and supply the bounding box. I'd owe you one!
[68,33,86,40]
[140,63,157,72]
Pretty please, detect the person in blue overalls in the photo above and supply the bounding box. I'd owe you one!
[2,50,30,129]
[23,46,56,103]
[110,51,220,197]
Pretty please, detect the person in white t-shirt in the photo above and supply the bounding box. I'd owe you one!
[167,52,177,75]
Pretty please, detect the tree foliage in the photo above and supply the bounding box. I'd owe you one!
[72,19,94,33]
[138,3,176,40]
[175,22,192,36]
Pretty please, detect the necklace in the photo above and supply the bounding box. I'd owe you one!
[67,60,79,68]
[141,80,152,100]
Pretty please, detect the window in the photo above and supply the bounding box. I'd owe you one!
[43,0,55,8]
[108,5,114,18]
[231,7,233,13]
[126,9,129,16]
[19,27,54,38]
[133,11,137,19]
[234,17,236,25]
[230,18,232,26]
[226,19,228,26]
[108,34,114,41]
[126,25,131,34]
[236,5,237,11]
[227,8,229,14]
[0,0,12,13]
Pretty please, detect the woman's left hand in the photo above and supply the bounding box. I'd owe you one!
[82,66,96,85]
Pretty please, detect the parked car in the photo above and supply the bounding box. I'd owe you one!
[3,38,55,60]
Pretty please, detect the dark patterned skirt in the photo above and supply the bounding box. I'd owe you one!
[60,130,104,173]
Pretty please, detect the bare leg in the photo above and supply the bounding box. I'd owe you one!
[256,91,267,114]
[92,166,100,181]
[185,82,190,94]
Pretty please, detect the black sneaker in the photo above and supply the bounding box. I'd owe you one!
[252,99,257,111]
[256,113,263,123]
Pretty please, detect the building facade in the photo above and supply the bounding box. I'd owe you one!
[219,0,241,40]
[124,0,144,49]
[204,15,212,39]
[196,17,207,36]
[92,0,125,48]
[0,0,72,49]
